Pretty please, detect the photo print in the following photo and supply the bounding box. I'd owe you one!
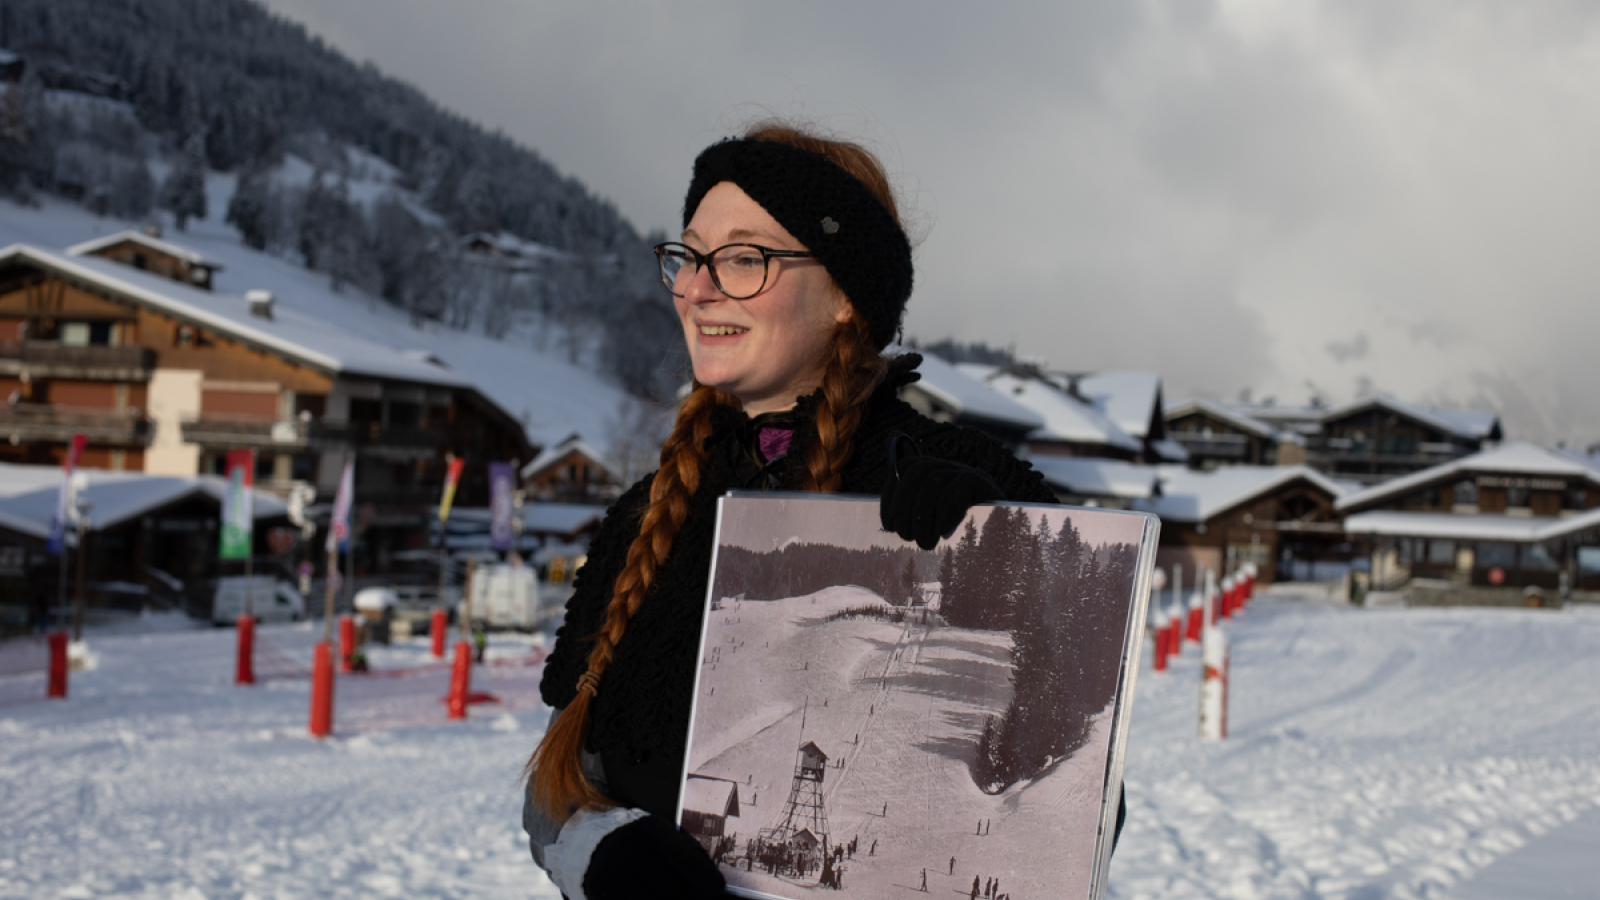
[676,493,1158,900]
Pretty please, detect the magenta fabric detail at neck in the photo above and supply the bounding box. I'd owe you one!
[758,427,794,461]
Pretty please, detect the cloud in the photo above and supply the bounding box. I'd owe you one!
[253,0,1600,444]
[1325,332,1370,363]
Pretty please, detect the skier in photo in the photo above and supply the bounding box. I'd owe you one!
[522,122,1120,899]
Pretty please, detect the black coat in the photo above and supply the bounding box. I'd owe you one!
[539,356,1057,819]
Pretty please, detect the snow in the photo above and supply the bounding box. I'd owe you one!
[0,462,288,539]
[1076,372,1162,441]
[1336,443,1600,513]
[897,350,1045,431]
[961,367,1142,452]
[3,586,1598,897]
[1163,399,1282,441]
[1343,507,1600,544]
[1029,456,1159,500]
[1142,465,1348,523]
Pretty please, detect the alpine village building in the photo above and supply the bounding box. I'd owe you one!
[0,231,532,620]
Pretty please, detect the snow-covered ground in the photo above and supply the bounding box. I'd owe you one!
[2,588,1597,899]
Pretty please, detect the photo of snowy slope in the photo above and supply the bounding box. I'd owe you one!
[678,495,1158,900]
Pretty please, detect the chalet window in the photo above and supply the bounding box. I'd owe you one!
[1427,540,1455,565]
[132,253,148,270]
[1475,542,1516,570]
[388,401,421,429]
[1565,487,1588,511]
[60,322,90,346]
[1579,547,1600,577]
[1520,544,1557,571]
[255,453,275,480]
[89,322,112,345]
[294,394,327,420]
[1505,486,1530,509]
[1453,481,1478,506]
[291,454,316,482]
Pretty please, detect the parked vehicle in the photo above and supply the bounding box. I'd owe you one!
[212,576,305,625]
[460,564,539,631]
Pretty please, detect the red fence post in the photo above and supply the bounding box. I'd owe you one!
[339,615,356,672]
[430,609,447,658]
[46,630,68,699]
[447,641,472,720]
[309,641,334,738]
[235,615,256,685]
[1152,610,1170,672]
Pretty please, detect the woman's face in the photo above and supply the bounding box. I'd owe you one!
[676,182,852,415]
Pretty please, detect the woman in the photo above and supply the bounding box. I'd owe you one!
[524,124,1070,900]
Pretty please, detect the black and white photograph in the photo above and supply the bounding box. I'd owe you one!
[678,494,1157,900]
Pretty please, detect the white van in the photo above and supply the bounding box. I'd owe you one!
[213,575,305,625]
[460,564,539,631]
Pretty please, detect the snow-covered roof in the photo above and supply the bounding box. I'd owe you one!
[960,367,1140,452]
[1337,443,1600,512]
[1149,438,1190,463]
[898,352,1043,431]
[1165,398,1282,442]
[0,50,20,66]
[1139,465,1347,523]
[1076,371,1162,440]
[681,775,739,818]
[1027,457,1158,500]
[0,463,286,539]
[437,504,606,536]
[66,230,225,269]
[0,244,472,388]
[521,435,620,483]
[1343,507,1600,544]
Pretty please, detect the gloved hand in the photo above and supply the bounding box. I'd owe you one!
[880,436,1005,550]
[583,814,725,900]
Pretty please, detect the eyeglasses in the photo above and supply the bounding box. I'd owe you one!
[654,242,815,300]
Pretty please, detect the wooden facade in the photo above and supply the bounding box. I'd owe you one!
[1154,472,1344,585]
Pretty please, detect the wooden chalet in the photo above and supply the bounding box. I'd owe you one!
[680,775,741,850]
[0,234,533,582]
[520,434,623,503]
[895,352,1044,449]
[958,364,1144,461]
[1338,443,1600,599]
[1164,399,1296,469]
[1139,465,1347,584]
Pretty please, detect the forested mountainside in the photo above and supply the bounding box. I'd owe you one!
[0,0,684,398]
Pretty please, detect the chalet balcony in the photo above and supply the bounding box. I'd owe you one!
[180,415,446,460]
[1170,432,1250,459]
[0,403,152,445]
[0,341,155,381]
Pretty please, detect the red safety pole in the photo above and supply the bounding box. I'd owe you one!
[430,608,448,658]
[1152,610,1169,671]
[235,615,256,685]
[447,641,472,720]
[309,641,334,737]
[46,630,68,698]
[339,615,356,672]
[1219,576,1232,620]
[1184,592,1204,644]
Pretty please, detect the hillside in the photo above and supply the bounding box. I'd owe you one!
[0,0,686,399]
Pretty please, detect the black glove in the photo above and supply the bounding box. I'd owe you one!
[880,435,1005,550]
[584,814,726,900]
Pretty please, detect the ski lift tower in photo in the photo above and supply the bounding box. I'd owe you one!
[762,740,831,856]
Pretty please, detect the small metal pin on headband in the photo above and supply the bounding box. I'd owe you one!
[821,217,840,234]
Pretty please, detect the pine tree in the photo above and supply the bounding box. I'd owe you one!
[159,132,208,231]
[226,164,272,249]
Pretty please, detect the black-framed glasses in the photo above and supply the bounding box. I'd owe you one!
[654,242,815,300]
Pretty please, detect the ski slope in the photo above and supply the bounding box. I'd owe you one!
[1,588,1597,898]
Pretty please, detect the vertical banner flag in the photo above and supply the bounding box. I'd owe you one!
[326,458,355,553]
[438,456,465,523]
[47,433,89,555]
[488,462,515,552]
[219,449,255,560]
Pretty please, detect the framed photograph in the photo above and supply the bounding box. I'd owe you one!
[675,493,1159,900]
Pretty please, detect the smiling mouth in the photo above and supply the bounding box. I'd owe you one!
[699,324,749,336]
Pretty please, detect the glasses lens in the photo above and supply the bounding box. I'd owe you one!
[657,245,695,294]
[710,245,767,299]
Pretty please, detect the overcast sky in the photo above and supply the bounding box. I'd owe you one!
[256,0,1600,445]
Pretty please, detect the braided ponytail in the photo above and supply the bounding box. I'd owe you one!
[526,383,734,817]
[803,315,888,492]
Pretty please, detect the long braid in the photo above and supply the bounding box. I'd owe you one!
[526,383,734,818]
[803,315,888,492]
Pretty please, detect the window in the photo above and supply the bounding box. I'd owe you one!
[60,322,90,346]
[1476,542,1516,570]
[1520,544,1557,571]
[1453,481,1478,506]
[1506,486,1530,509]
[1427,540,1455,565]
[388,401,421,429]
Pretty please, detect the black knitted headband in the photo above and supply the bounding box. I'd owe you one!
[683,138,913,350]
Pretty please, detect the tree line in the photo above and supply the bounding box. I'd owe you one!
[942,507,1139,794]
[710,542,930,608]
[0,0,685,399]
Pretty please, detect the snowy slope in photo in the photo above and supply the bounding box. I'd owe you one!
[687,586,1114,900]
[0,192,638,455]
[3,588,1599,898]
